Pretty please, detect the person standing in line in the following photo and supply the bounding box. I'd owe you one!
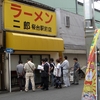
[73,58,80,85]
[60,56,70,87]
[45,58,50,73]
[37,60,44,89]
[24,58,36,92]
[41,59,49,90]
[16,61,24,91]
[50,58,55,86]
[54,59,62,88]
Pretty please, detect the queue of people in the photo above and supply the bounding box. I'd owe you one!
[16,56,80,92]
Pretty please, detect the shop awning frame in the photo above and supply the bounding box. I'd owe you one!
[6,32,64,52]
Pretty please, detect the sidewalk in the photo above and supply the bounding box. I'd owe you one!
[0,80,84,100]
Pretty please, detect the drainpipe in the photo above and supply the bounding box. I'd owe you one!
[75,0,78,14]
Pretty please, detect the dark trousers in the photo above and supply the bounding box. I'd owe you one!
[18,77,24,90]
[42,77,49,90]
[41,77,43,87]
[29,79,32,90]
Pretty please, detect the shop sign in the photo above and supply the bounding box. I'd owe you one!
[6,48,13,54]
[3,0,57,36]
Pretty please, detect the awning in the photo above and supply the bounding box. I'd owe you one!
[6,32,64,51]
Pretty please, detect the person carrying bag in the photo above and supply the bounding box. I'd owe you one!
[24,58,36,92]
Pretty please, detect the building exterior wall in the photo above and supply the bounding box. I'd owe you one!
[56,8,85,50]
[56,8,86,68]
[65,54,86,68]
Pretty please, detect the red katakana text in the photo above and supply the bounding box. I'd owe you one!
[11,3,22,18]
[34,11,43,21]
[45,13,53,24]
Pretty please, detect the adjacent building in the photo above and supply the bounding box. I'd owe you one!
[56,8,86,67]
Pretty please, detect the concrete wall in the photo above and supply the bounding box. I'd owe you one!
[56,8,85,50]
[65,54,86,68]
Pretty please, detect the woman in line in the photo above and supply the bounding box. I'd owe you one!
[54,59,62,88]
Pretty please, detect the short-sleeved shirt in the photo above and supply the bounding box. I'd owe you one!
[16,64,24,75]
[24,61,35,73]
[74,62,80,71]
[57,63,61,77]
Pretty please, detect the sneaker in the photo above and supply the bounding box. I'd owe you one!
[71,83,75,85]
[63,85,67,87]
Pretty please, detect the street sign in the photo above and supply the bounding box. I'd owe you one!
[6,48,13,54]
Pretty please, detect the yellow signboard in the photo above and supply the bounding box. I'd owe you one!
[3,0,57,36]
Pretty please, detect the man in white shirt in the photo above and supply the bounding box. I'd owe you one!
[60,56,70,87]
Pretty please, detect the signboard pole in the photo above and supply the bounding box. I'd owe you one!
[8,53,11,93]
[95,47,98,100]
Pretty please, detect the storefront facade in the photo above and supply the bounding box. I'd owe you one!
[2,0,64,91]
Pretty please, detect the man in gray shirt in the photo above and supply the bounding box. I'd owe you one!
[16,61,24,91]
[73,58,80,85]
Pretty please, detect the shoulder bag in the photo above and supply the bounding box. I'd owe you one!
[27,63,34,72]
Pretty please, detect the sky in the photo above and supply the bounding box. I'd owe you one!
[78,0,100,10]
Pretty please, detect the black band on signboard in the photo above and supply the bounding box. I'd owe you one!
[12,0,55,11]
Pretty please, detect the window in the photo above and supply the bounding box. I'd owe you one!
[65,16,70,27]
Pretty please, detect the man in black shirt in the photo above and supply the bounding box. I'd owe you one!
[41,59,49,90]
[50,58,55,86]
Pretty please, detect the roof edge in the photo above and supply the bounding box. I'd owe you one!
[13,0,55,11]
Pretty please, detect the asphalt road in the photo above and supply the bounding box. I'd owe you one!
[0,80,84,100]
